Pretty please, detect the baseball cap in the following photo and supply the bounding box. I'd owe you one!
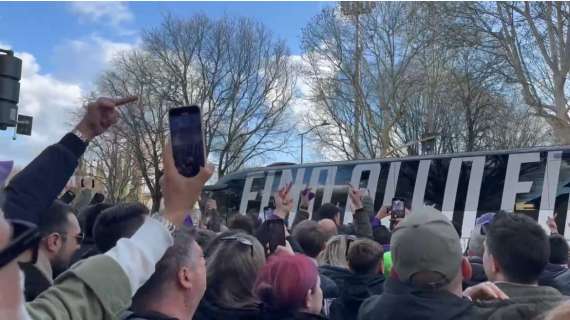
[391,206,462,288]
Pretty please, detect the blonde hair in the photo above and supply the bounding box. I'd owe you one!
[317,234,352,268]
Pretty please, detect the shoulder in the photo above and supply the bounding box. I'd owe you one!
[357,294,382,320]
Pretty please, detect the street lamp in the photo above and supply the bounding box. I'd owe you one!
[298,121,330,164]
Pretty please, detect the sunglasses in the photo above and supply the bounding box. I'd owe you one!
[220,236,254,256]
[61,232,85,244]
[0,220,41,269]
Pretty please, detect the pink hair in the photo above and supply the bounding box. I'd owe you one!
[255,253,319,311]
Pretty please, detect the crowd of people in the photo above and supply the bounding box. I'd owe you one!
[1,96,570,320]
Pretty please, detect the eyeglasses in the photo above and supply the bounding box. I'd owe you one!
[0,220,41,269]
[220,236,254,256]
[60,232,85,245]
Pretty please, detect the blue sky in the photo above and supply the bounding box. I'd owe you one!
[0,1,333,168]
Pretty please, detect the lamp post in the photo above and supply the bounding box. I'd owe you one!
[299,121,330,164]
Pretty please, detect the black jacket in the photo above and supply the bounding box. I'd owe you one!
[463,256,487,289]
[194,296,261,320]
[122,310,178,320]
[260,310,326,320]
[539,263,570,295]
[319,265,353,290]
[320,272,340,299]
[358,278,478,320]
[3,133,87,223]
[19,262,51,301]
[329,272,385,320]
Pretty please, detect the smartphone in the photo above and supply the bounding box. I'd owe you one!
[266,219,286,254]
[169,106,206,177]
[391,198,405,219]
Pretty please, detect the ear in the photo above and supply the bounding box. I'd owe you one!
[304,288,313,309]
[461,257,472,281]
[178,266,193,289]
[45,233,63,253]
[491,254,501,275]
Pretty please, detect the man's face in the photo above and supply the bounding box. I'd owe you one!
[52,213,81,274]
[482,240,497,281]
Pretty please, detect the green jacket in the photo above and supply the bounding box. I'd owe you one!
[472,282,567,320]
[26,254,131,320]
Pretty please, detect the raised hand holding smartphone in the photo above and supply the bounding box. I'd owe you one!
[169,106,206,177]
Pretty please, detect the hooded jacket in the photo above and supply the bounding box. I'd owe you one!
[482,282,567,320]
[539,263,570,295]
[329,272,385,320]
[358,278,476,320]
[194,295,262,320]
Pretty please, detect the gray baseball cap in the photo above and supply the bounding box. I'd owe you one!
[391,207,462,287]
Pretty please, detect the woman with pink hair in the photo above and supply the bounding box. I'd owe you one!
[255,253,325,320]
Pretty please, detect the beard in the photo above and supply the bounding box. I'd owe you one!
[51,254,71,278]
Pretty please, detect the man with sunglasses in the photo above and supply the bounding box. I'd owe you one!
[19,200,83,301]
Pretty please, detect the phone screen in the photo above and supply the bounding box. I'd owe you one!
[169,106,205,177]
[391,198,405,219]
[267,219,286,254]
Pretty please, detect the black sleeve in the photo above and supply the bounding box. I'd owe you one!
[291,209,310,229]
[3,133,87,224]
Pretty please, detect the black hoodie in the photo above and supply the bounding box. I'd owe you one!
[539,263,570,295]
[358,278,476,320]
[194,296,262,320]
[329,272,385,320]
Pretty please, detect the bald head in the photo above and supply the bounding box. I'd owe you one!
[318,219,337,241]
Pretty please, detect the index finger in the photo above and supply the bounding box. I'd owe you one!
[112,96,138,106]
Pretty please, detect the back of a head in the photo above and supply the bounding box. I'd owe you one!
[317,235,350,268]
[293,220,326,259]
[391,208,463,290]
[255,254,318,312]
[195,228,216,251]
[78,203,113,240]
[39,200,74,235]
[93,202,149,252]
[348,239,384,275]
[549,234,569,265]
[486,212,549,284]
[133,228,198,304]
[206,231,266,309]
[316,203,340,222]
[318,219,338,241]
[467,227,486,257]
[228,214,256,235]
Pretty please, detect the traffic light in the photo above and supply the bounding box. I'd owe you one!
[0,49,22,130]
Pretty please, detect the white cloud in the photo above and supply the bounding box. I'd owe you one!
[0,44,83,166]
[69,2,134,35]
[51,35,137,88]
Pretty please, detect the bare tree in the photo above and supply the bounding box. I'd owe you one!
[464,2,570,144]
[302,3,438,160]
[87,127,142,204]
[143,14,296,176]
[98,50,171,212]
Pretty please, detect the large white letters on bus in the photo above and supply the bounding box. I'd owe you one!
[238,150,570,239]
